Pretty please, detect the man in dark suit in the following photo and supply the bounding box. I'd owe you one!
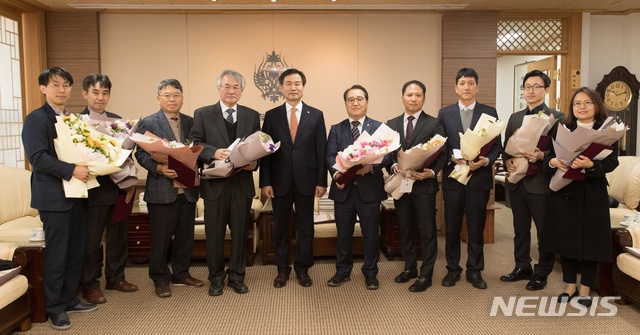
[438,68,502,289]
[260,68,327,288]
[501,70,564,291]
[22,67,97,331]
[135,79,203,298]
[326,85,391,290]
[79,74,139,305]
[386,80,448,292]
[191,70,260,296]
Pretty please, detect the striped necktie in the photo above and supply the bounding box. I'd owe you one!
[225,109,235,124]
[351,120,360,142]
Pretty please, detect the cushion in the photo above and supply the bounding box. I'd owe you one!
[0,271,28,310]
[607,156,640,211]
[617,253,640,281]
[0,167,39,226]
[0,266,21,287]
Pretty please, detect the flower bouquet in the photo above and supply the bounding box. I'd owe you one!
[130,131,203,189]
[504,111,558,184]
[54,114,132,198]
[549,117,627,191]
[201,131,281,179]
[449,113,505,185]
[384,134,447,199]
[333,123,400,185]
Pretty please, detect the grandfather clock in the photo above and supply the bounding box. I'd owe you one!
[595,66,640,156]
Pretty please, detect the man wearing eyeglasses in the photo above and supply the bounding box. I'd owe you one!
[325,85,391,290]
[501,70,564,291]
[135,79,204,298]
[190,70,260,296]
[22,67,97,330]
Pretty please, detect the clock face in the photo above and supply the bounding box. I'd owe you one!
[604,80,632,111]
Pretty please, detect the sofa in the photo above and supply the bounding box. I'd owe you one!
[606,156,640,225]
[193,171,262,266]
[0,166,43,239]
[0,242,31,334]
[613,225,640,305]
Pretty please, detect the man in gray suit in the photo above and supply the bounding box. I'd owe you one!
[135,79,204,298]
[191,70,260,296]
[500,70,564,291]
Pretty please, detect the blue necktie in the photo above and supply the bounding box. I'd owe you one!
[225,109,234,124]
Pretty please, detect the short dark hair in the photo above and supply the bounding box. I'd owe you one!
[38,67,73,86]
[522,70,550,88]
[343,85,369,101]
[455,68,478,85]
[157,79,183,95]
[278,68,306,86]
[565,87,608,127]
[82,74,112,92]
[402,80,426,95]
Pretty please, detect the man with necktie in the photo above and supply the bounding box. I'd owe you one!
[438,68,502,290]
[260,68,327,288]
[326,85,391,290]
[386,80,448,292]
[190,70,260,296]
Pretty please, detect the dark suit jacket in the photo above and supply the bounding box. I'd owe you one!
[502,106,565,194]
[326,117,390,203]
[134,109,198,204]
[437,103,502,192]
[190,102,261,201]
[22,103,77,211]
[386,111,447,194]
[80,107,122,206]
[259,102,327,196]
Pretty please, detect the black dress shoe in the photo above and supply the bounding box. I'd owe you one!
[49,313,71,330]
[327,273,351,287]
[500,267,533,282]
[66,301,98,314]
[577,296,592,307]
[394,269,418,283]
[466,273,488,289]
[273,273,290,288]
[409,276,432,292]
[365,276,379,290]
[525,274,547,291]
[228,280,249,294]
[208,281,224,296]
[441,273,461,287]
[557,290,579,303]
[297,273,313,287]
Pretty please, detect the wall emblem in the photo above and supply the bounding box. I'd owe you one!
[254,51,289,102]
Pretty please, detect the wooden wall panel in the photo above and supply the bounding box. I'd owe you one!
[441,11,497,109]
[44,11,100,113]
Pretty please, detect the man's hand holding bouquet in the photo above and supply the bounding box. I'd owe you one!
[384,134,446,199]
[504,111,558,184]
[449,113,506,185]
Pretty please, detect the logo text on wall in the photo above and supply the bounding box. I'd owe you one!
[490,296,619,317]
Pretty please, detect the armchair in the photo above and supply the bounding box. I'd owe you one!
[613,225,640,305]
[0,243,31,334]
[606,156,640,225]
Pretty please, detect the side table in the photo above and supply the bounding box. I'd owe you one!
[260,199,295,265]
[128,211,151,263]
[12,244,46,323]
[379,199,423,260]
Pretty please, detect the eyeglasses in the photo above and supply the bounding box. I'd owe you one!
[573,101,594,108]
[346,97,366,105]
[50,83,72,90]
[220,85,242,92]
[159,93,183,100]
[522,85,545,91]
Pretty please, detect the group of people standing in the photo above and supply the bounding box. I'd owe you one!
[22,65,617,331]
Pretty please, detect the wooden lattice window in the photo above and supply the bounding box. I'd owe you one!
[497,19,563,52]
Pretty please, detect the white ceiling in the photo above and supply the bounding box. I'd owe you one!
[7,0,640,14]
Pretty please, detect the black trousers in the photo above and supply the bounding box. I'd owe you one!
[394,192,438,279]
[147,195,196,286]
[334,185,381,277]
[443,186,489,276]
[560,257,598,287]
[204,178,251,283]
[40,199,86,315]
[272,183,315,275]
[508,185,555,276]
[81,204,129,289]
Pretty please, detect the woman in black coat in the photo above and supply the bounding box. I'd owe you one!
[540,87,619,307]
